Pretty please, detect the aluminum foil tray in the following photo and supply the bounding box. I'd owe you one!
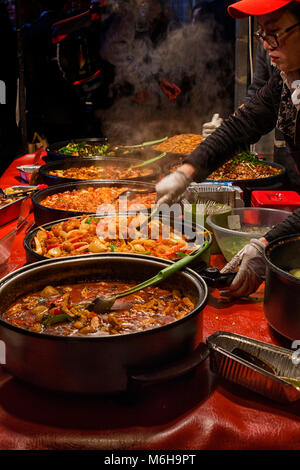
[185,182,244,208]
[207,331,300,403]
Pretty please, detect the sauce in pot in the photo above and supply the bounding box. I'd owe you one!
[3,281,195,336]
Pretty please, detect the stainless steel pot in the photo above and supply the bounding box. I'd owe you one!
[0,254,208,394]
[264,234,300,340]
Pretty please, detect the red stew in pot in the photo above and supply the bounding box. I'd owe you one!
[3,282,195,336]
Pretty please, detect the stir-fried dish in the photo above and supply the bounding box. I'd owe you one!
[153,134,203,154]
[47,165,153,180]
[208,152,283,180]
[32,215,199,260]
[56,141,111,157]
[3,281,195,336]
[39,187,157,212]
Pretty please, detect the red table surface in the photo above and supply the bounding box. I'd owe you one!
[0,154,299,451]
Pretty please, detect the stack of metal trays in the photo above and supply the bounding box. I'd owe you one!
[207,331,300,404]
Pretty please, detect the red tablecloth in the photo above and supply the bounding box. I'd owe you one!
[0,154,299,451]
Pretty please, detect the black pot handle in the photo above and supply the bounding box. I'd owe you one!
[128,342,210,390]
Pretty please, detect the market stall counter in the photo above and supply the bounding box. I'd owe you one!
[0,153,299,451]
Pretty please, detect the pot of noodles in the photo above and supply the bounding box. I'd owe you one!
[0,254,208,394]
[264,234,300,340]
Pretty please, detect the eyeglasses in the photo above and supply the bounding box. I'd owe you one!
[254,22,300,48]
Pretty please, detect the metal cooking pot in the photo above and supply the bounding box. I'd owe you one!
[207,161,286,206]
[0,254,208,394]
[31,180,156,226]
[264,234,300,340]
[46,137,109,161]
[45,137,162,162]
[39,157,158,186]
[23,212,212,266]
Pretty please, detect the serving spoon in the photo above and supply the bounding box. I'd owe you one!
[110,137,168,151]
[88,241,210,314]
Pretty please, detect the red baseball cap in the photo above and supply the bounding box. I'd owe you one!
[228,0,300,18]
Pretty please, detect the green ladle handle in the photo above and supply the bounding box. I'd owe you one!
[114,241,210,300]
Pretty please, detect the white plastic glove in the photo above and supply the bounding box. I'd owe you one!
[202,113,223,139]
[219,238,267,298]
[155,169,193,205]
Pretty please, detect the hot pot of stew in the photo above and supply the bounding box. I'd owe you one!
[0,254,208,394]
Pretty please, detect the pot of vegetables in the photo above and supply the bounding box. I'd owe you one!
[23,212,212,267]
[264,234,300,340]
[0,253,209,394]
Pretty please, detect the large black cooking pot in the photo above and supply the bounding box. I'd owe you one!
[206,161,286,206]
[264,234,300,340]
[0,254,208,394]
[23,212,212,267]
[46,137,109,161]
[31,180,156,226]
[39,157,158,186]
[46,137,162,162]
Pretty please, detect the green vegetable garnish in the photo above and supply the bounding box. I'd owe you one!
[175,251,188,258]
[84,216,99,224]
[110,244,117,252]
[231,151,264,166]
[42,313,72,326]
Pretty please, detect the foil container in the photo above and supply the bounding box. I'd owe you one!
[207,331,300,403]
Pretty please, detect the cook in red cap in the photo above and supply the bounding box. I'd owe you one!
[156,0,300,300]
[228,0,300,18]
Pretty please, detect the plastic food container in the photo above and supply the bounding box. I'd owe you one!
[17,165,41,183]
[206,207,291,262]
[251,190,300,212]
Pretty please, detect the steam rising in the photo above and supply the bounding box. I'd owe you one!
[97,4,234,143]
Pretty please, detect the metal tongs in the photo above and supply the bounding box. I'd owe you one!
[0,196,32,273]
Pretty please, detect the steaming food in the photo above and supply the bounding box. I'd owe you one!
[153,134,203,154]
[3,281,195,336]
[47,165,153,180]
[208,152,283,180]
[56,141,112,157]
[31,214,200,260]
[39,186,157,212]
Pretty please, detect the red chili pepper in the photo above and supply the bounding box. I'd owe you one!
[73,242,87,249]
[165,244,186,257]
[47,243,62,250]
[88,312,98,318]
[53,307,62,316]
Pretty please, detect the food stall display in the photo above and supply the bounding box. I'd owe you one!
[0,137,300,452]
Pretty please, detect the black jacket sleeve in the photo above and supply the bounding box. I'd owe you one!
[246,42,273,101]
[183,69,282,181]
[264,208,300,242]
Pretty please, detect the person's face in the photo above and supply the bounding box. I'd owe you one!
[258,8,300,72]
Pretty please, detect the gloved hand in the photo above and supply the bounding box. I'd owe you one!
[155,168,193,205]
[219,238,267,298]
[160,79,181,101]
[202,113,223,139]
